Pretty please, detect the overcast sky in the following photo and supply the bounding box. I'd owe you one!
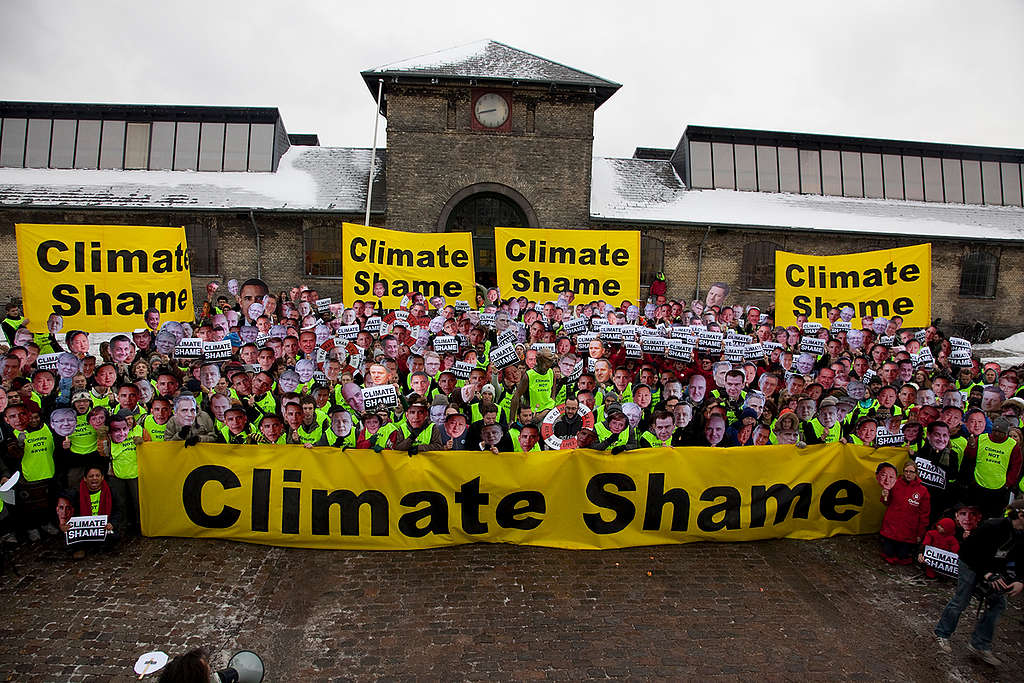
[2,0,1022,158]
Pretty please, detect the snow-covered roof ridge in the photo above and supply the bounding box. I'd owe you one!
[363,39,620,88]
[591,156,1024,243]
[0,146,386,213]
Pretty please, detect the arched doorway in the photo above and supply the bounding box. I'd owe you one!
[440,184,537,286]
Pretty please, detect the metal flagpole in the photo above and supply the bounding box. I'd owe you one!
[364,78,384,227]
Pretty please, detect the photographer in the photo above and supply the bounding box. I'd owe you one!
[934,504,1024,665]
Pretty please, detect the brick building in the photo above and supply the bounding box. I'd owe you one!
[1,40,1022,335]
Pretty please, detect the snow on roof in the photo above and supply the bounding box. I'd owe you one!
[0,146,386,213]
[591,157,1024,243]
[365,40,619,88]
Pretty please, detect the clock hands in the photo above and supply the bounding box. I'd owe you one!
[477,108,498,114]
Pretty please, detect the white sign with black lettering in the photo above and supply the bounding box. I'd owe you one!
[697,330,723,351]
[744,343,765,361]
[591,321,608,336]
[490,343,520,370]
[36,353,60,371]
[641,336,667,355]
[913,347,934,367]
[620,325,640,340]
[454,300,471,313]
[802,322,822,334]
[335,325,360,341]
[915,329,928,344]
[724,341,744,363]
[433,335,459,354]
[362,384,399,410]
[497,327,519,347]
[665,340,693,362]
[672,327,698,343]
[568,360,584,382]
[763,341,783,352]
[577,333,598,348]
[624,341,642,359]
[203,340,232,362]
[532,342,556,355]
[875,429,905,447]
[830,320,852,333]
[949,337,971,350]
[878,335,895,347]
[66,515,107,544]
[255,335,271,349]
[315,297,332,313]
[587,356,597,372]
[175,338,204,359]
[800,337,826,357]
[452,361,474,381]
[562,317,588,336]
[601,325,623,344]
[915,457,946,490]
[364,316,383,335]
[312,371,329,386]
[727,332,752,344]
[950,348,973,366]
[922,546,959,578]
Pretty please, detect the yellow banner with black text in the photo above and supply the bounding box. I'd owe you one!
[341,223,476,309]
[139,442,903,550]
[494,227,641,306]
[774,244,932,329]
[15,223,194,333]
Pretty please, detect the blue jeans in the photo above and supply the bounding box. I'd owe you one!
[935,559,1007,650]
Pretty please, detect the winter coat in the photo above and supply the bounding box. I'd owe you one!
[880,477,930,544]
[921,525,960,554]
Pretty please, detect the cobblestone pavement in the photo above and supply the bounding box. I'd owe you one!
[1,534,1021,681]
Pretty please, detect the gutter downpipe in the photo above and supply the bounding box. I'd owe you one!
[248,210,263,280]
[694,225,711,302]
[364,78,384,227]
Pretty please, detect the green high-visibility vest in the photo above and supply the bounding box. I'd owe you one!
[297,420,325,446]
[975,434,1014,489]
[810,419,842,444]
[110,437,138,479]
[143,414,169,442]
[70,413,98,453]
[16,425,55,482]
[527,368,555,412]
[324,429,357,448]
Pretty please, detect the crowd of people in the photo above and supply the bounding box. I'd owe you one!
[0,273,1021,659]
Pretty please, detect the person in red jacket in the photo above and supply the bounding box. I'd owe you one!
[917,517,960,578]
[880,460,931,565]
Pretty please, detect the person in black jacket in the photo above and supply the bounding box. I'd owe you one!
[934,505,1024,665]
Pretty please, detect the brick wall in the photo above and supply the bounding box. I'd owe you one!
[597,221,1024,337]
[384,85,594,231]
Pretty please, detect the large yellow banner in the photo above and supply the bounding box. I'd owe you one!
[494,227,641,305]
[16,223,194,333]
[342,223,476,309]
[774,244,931,328]
[139,442,904,550]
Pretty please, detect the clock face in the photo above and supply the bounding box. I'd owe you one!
[474,93,510,129]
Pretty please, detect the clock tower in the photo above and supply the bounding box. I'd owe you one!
[361,40,620,283]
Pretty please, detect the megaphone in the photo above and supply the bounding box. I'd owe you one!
[210,651,264,683]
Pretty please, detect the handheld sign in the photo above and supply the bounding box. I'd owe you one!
[561,317,588,337]
[922,546,959,578]
[801,322,822,335]
[567,359,584,382]
[36,353,61,371]
[697,329,723,352]
[624,341,642,359]
[830,320,852,333]
[531,342,555,355]
[362,384,399,410]
[202,340,232,362]
[333,325,358,341]
[914,329,928,344]
[727,332,752,344]
[433,335,459,354]
[452,361,474,381]
[454,300,471,313]
[800,337,826,357]
[490,342,520,370]
[255,334,271,349]
[640,336,667,355]
[875,429,905,447]
[601,325,623,344]
[315,297,332,313]
[915,457,946,489]
[497,327,519,347]
[744,343,765,361]
[65,515,108,544]
[175,338,204,359]
[364,316,383,335]
[479,312,496,329]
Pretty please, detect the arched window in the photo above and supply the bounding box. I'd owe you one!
[445,192,529,286]
[742,241,780,290]
[959,248,998,298]
[640,235,665,287]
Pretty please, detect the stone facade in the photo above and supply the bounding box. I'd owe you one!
[384,85,593,232]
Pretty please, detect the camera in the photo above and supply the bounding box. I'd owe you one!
[974,572,1011,602]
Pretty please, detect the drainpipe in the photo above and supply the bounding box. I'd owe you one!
[694,225,711,302]
[248,210,263,280]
